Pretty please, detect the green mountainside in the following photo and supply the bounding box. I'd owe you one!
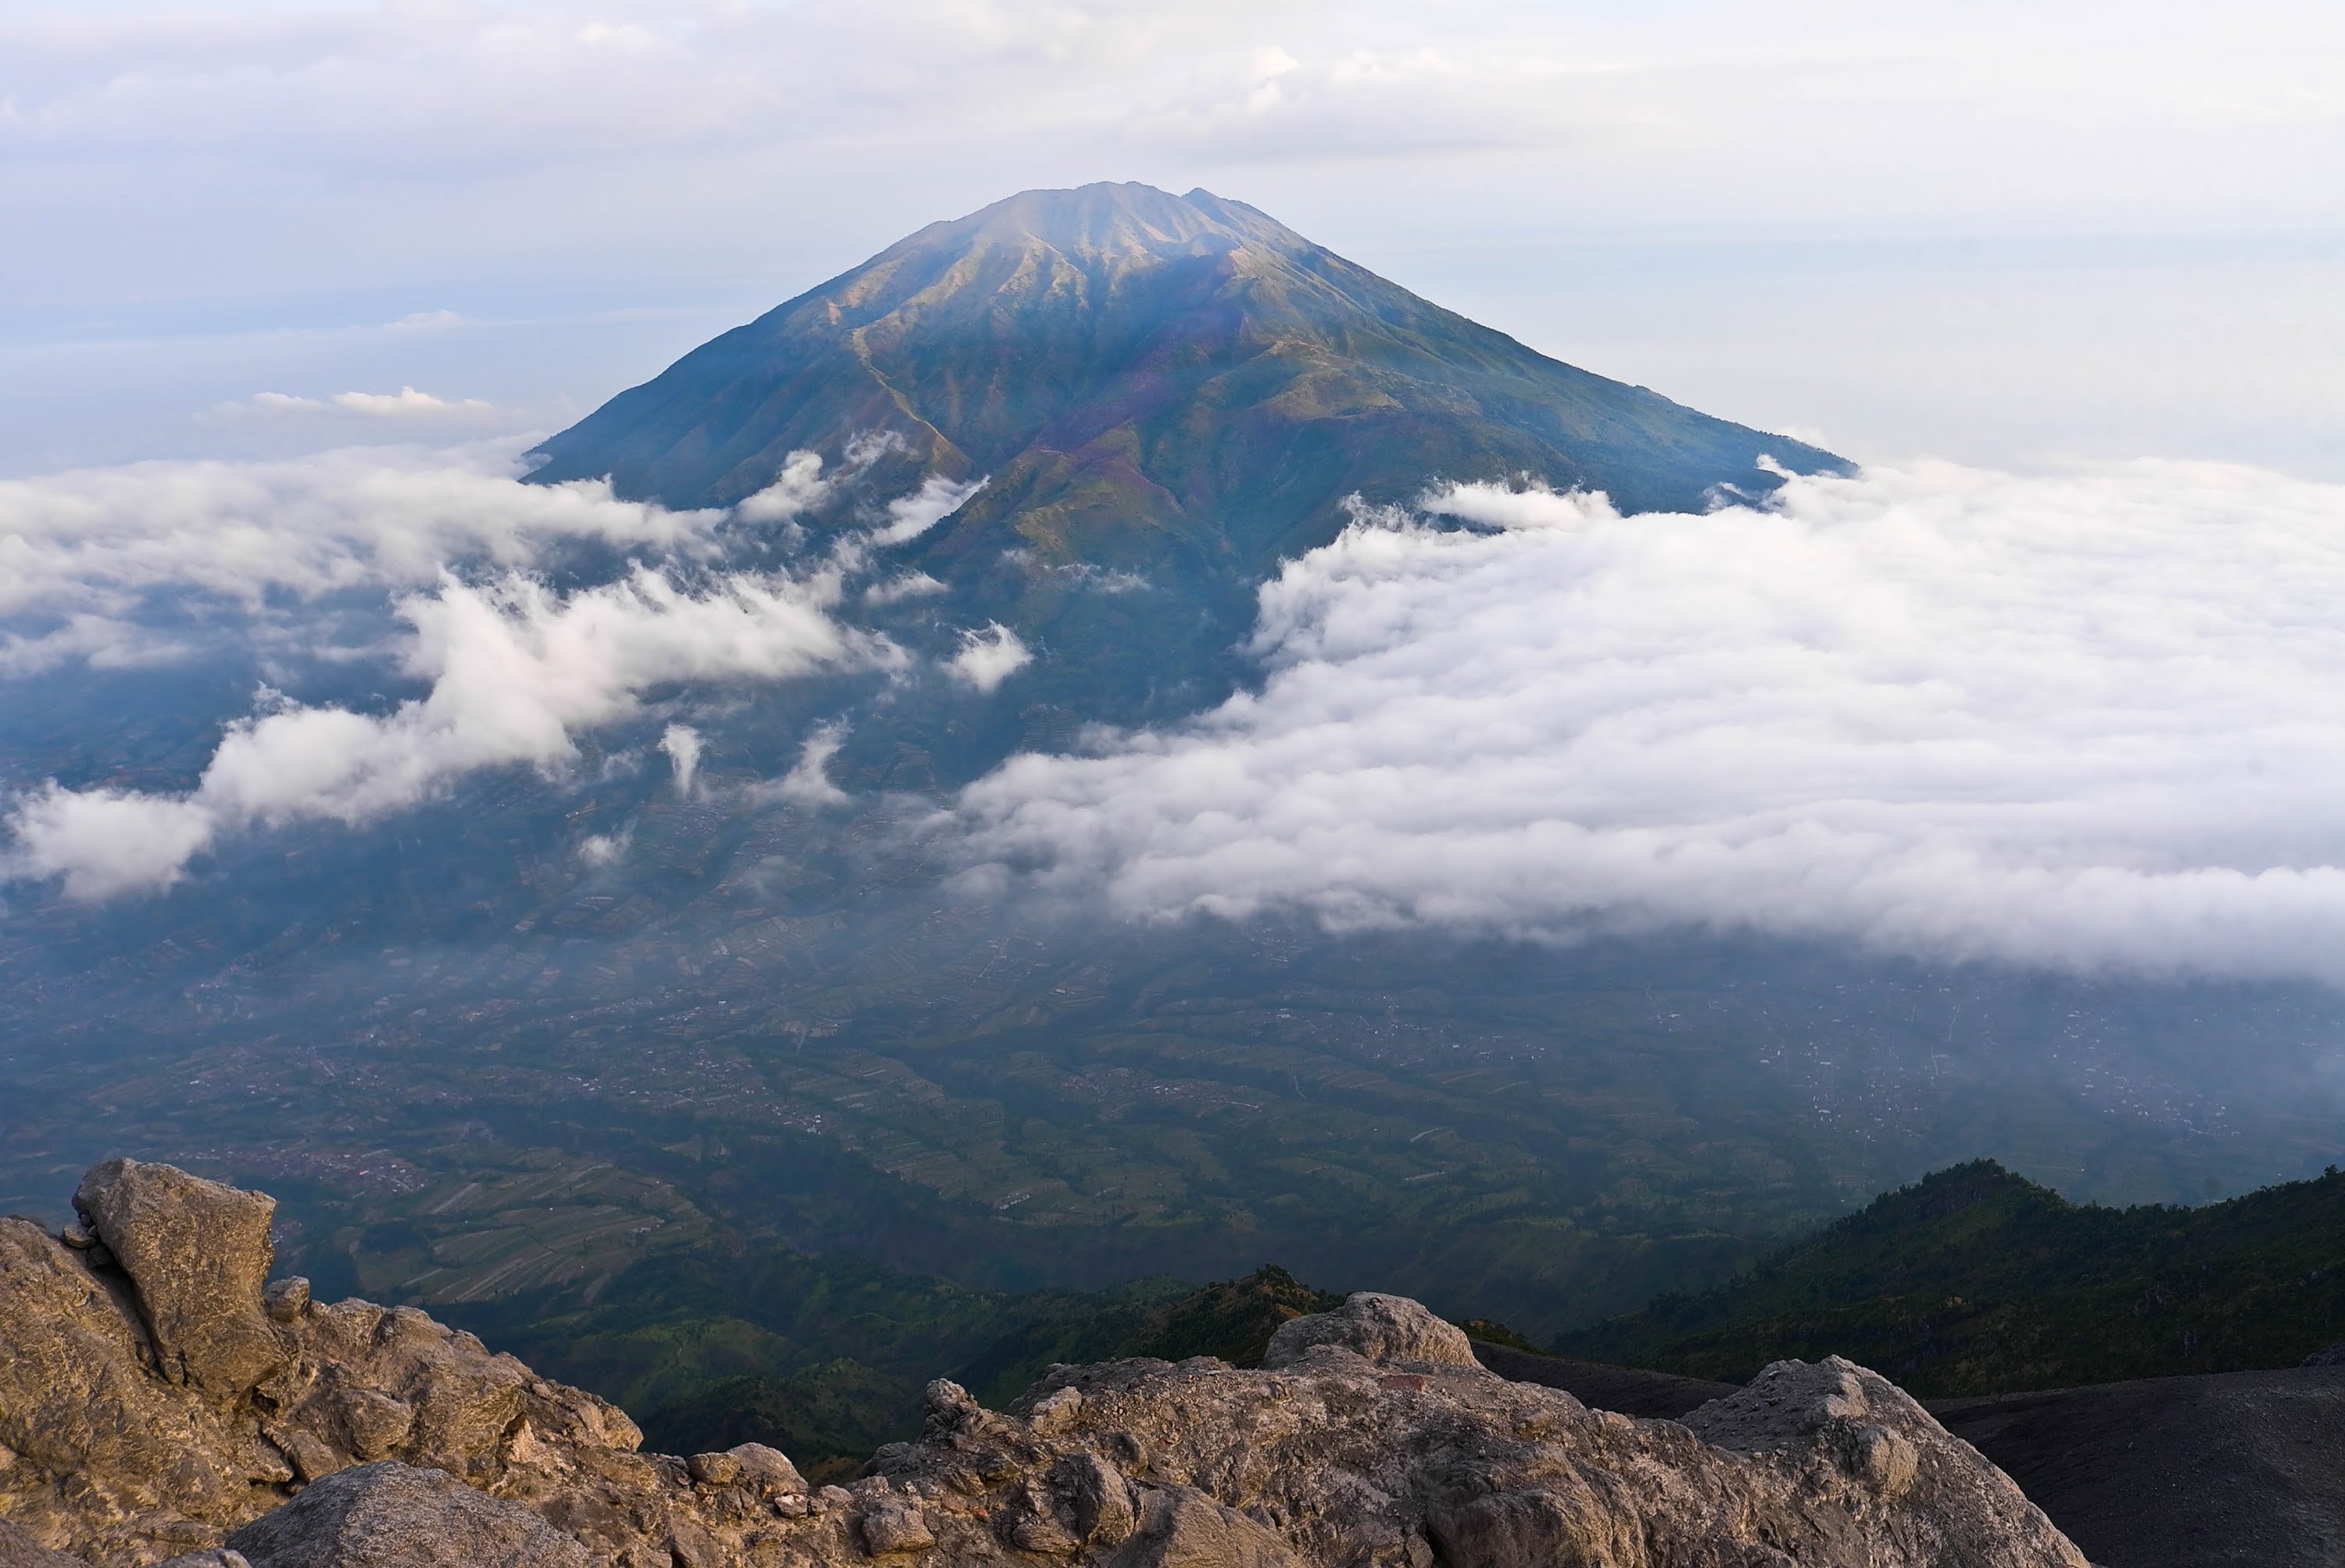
[371,1158,2345,1477]
[1556,1160,2345,1396]
[441,1258,1340,1480]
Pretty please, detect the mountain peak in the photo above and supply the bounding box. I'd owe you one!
[525,184,1842,756]
[901,181,1307,263]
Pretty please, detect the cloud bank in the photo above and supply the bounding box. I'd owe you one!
[0,441,719,619]
[957,460,2345,983]
[8,565,890,899]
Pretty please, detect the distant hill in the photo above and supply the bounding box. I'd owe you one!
[442,1254,1345,1480]
[1556,1159,2345,1396]
[528,181,1843,761]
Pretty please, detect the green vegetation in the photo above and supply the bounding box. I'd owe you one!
[1557,1160,2345,1396]
[446,1259,1341,1479]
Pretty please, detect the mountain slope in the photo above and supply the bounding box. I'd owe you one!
[528,182,1843,750]
[1556,1160,2345,1395]
[531,181,1838,532]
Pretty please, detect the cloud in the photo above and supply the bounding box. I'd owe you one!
[216,387,498,421]
[0,441,722,621]
[660,723,703,795]
[578,827,632,866]
[736,449,832,524]
[5,784,215,903]
[0,614,191,678]
[865,571,947,605]
[872,474,986,546]
[331,387,498,419]
[754,723,851,807]
[956,459,2345,984]
[949,623,1032,693]
[6,564,892,899]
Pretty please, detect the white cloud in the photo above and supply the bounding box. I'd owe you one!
[578,827,632,865]
[736,449,832,524]
[948,622,1032,693]
[332,387,497,419]
[0,441,721,621]
[956,460,2345,984]
[5,564,892,899]
[865,571,948,605]
[210,387,499,421]
[872,474,986,546]
[660,722,703,795]
[0,614,190,678]
[5,784,215,902]
[754,723,851,807]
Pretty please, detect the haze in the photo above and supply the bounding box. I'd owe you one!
[5,0,2342,476]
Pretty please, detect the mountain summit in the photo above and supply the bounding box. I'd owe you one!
[530,182,1842,743]
[533,181,1835,531]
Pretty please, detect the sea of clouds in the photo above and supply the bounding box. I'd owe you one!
[955,460,2345,984]
[0,439,1018,899]
[10,438,2345,988]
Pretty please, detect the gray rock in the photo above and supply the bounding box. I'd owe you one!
[72,1159,288,1396]
[152,1554,250,1568]
[223,1462,588,1568]
[855,1495,936,1555]
[1261,1291,1479,1372]
[1685,1356,2085,1566]
[0,1160,2095,1568]
[1107,1486,1302,1568]
[1053,1452,1137,1546]
[725,1441,805,1498]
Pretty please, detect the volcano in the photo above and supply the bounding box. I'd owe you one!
[529,181,1843,746]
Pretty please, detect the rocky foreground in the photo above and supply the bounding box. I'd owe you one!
[1,1160,2089,1567]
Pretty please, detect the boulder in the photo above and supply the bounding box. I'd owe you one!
[0,1159,2095,1568]
[1684,1357,2085,1567]
[72,1160,288,1396]
[222,1463,588,1568]
[1107,1487,1302,1568]
[1262,1292,1479,1373]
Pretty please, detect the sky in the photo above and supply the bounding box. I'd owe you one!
[10,1,2345,992]
[4,0,2342,476]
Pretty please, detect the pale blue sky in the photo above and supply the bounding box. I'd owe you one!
[4,0,2340,475]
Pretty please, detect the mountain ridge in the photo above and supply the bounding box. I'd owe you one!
[1555,1158,2345,1394]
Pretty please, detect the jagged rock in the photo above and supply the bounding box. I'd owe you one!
[0,1160,2093,1568]
[1051,1453,1136,1546]
[1107,1487,1300,1568]
[725,1443,806,1499]
[855,1495,936,1555]
[224,1463,588,1567]
[0,1520,90,1567]
[1260,1291,1477,1372]
[153,1553,249,1568]
[73,1160,288,1397]
[1683,1356,2076,1563]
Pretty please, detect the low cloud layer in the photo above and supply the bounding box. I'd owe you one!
[958,460,2345,983]
[214,387,501,422]
[0,440,718,619]
[9,565,889,899]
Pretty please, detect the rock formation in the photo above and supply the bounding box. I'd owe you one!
[1,1162,2090,1567]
